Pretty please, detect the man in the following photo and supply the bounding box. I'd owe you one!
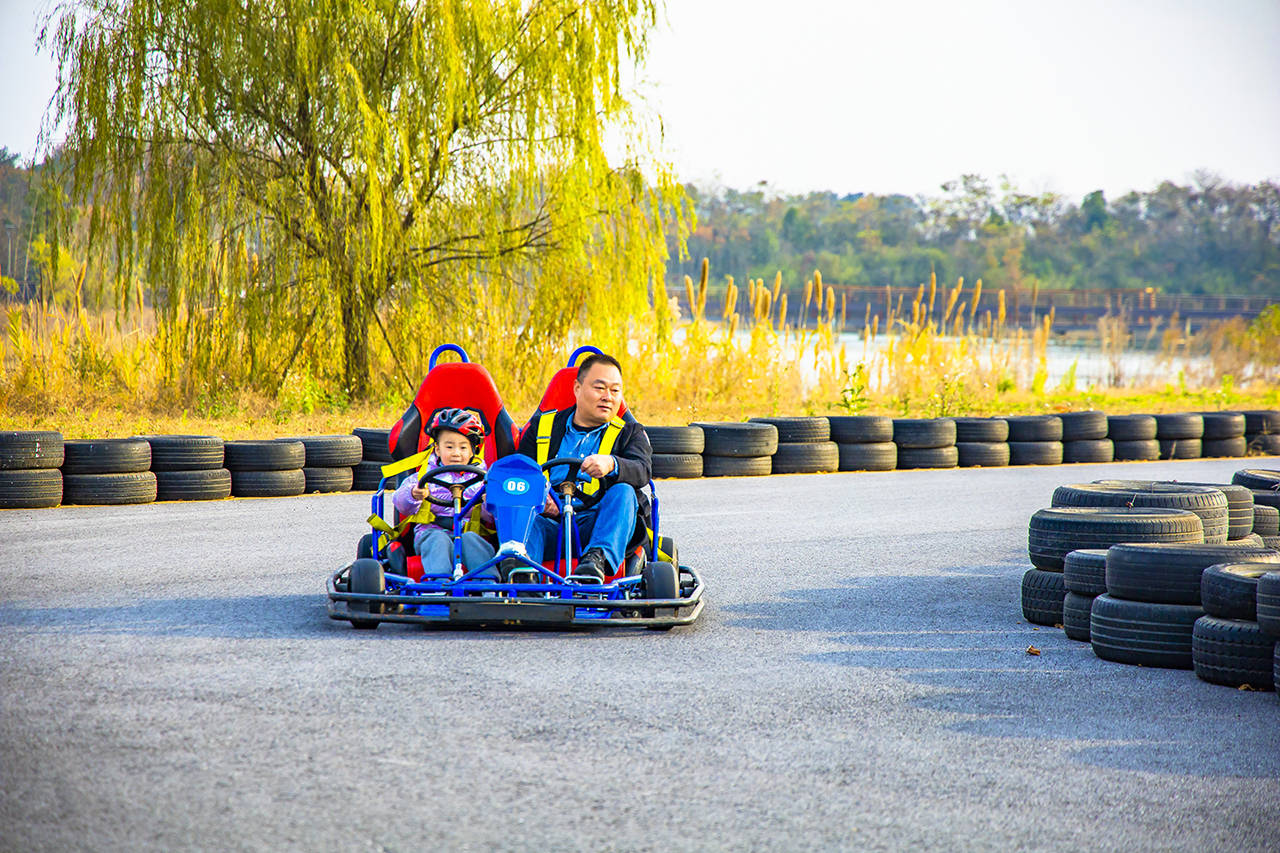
[516,352,652,581]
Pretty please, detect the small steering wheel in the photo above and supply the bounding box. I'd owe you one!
[417,463,487,508]
[541,456,593,506]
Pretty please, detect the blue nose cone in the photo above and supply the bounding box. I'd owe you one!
[484,454,549,547]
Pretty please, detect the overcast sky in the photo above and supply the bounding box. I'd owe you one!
[3,0,1278,202]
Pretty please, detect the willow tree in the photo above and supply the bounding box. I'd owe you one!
[42,0,683,400]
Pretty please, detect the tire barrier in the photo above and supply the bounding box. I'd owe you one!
[893,418,956,470]
[0,430,64,509]
[225,440,306,497]
[62,438,157,505]
[693,422,777,477]
[137,435,232,502]
[1053,481,1231,544]
[1253,505,1279,537]
[1005,416,1062,466]
[282,435,361,493]
[1021,568,1066,626]
[830,416,896,472]
[953,417,1010,468]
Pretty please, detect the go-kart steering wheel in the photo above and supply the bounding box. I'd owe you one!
[417,463,487,507]
[540,456,593,505]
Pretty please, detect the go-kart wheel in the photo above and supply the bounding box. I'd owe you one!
[356,532,374,560]
[642,560,678,600]
[654,534,678,566]
[349,558,385,629]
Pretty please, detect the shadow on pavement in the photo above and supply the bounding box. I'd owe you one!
[722,568,1280,780]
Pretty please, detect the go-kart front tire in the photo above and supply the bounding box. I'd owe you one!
[349,558,385,629]
[642,561,679,631]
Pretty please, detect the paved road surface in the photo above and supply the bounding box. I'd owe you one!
[2,457,1278,851]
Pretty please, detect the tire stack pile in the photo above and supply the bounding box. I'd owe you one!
[1199,412,1247,458]
[1194,563,1280,690]
[225,440,306,497]
[1060,411,1112,463]
[352,427,393,491]
[0,430,64,509]
[1155,413,1203,460]
[829,416,896,471]
[1060,549,1107,641]
[648,426,704,479]
[749,417,837,475]
[282,435,362,493]
[140,435,231,501]
[61,438,157,505]
[1006,415,1063,466]
[1108,414,1159,461]
[1253,505,1280,550]
[1233,469,1280,548]
[1244,410,1280,456]
[892,418,957,470]
[692,421,778,477]
[953,418,1009,468]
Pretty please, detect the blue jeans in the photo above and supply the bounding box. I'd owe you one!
[414,525,498,579]
[525,483,639,570]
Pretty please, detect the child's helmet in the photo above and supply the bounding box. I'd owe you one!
[427,407,486,450]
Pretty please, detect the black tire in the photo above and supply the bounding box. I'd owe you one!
[135,435,224,471]
[642,560,679,600]
[771,441,839,474]
[1053,482,1230,544]
[1264,536,1280,550]
[1027,506,1203,571]
[837,441,897,471]
[303,466,354,493]
[349,558,386,626]
[0,469,62,509]
[1062,440,1114,464]
[1232,469,1280,491]
[953,418,1009,443]
[1108,415,1158,442]
[702,455,772,477]
[356,532,374,560]
[1200,412,1246,440]
[828,416,894,444]
[352,427,393,463]
[646,426,704,455]
[748,416,830,443]
[1009,441,1063,466]
[1258,573,1280,637]
[1246,434,1280,455]
[651,453,703,479]
[1090,594,1203,669]
[693,422,779,458]
[352,461,385,491]
[1253,505,1279,536]
[154,468,232,501]
[0,430,64,470]
[892,418,956,449]
[1063,592,1095,641]
[230,468,306,497]
[1021,568,1066,625]
[1202,437,1247,458]
[1201,563,1278,620]
[1192,616,1276,690]
[1113,439,1160,461]
[1248,489,1280,511]
[224,440,306,471]
[1114,481,1254,541]
[1006,415,1063,442]
[1155,413,1204,440]
[278,435,363,468]
[1063,548,1109,597]
[897,445,959,470]
[653,534,678,567]
[1159,438,1202,460]
[956,442,1009,468]
[62,471,157,505]
[1059,411,1109,441]
[62,438,152,475]
[1105,543,1279,605]
[1230,534,1266,547]
[1243,410,1280,435]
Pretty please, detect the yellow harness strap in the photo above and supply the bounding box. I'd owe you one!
[536,411,625,496]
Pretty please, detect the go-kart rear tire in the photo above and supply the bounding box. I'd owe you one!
[349,558,385,629]
[357,533,374,560]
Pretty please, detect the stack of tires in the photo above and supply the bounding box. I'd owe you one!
[1060,411,1112,463]
[140,435,231,501]
[225,440,306,497]
[1253,505,1280,550]
[352,427,393,491]
[1061,549,1107,641]
[1199,412,1247,458]
[1233,470,1280,546]
[1244,410,1280,456]
[62,438,157,505]
[648,426,704,479]
[1051,481,1232,543]
[953,418,1009,468]
[829,416,897,471]
[1193,563,1280,690]
[749,417,837,474]
[1108,414,1159,461]
[0,430,64,509]
[1155,413,1203,460]
[692,421,777,477]
[282,435,362,493]
[892,418,957,470]
[1006,415,1064,466]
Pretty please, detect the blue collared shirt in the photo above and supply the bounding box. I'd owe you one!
[547,418,616,488]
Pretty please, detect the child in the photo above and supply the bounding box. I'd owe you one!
[392,408,497,579]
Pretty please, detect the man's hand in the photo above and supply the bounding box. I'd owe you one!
[580,454,616,479]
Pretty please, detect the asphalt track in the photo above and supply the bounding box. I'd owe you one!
[2,456,1279,852]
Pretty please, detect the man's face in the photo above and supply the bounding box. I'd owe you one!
[573,362,623,427]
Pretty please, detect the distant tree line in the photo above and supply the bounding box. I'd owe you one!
[671,174,1280,298]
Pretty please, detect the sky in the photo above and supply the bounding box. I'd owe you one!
[3,0,1278,202]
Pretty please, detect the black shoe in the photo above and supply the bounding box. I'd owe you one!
[575,549,610,582]
[498,557,522,582]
